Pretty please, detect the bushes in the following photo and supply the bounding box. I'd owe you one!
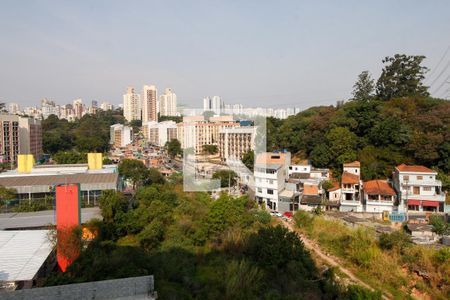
[293,210,314,231]
[379,230,412,252]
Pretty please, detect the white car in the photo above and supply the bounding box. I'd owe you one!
[275,212,283,218]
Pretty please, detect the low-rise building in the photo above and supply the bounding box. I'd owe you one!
[338,161,363,212]
[254,152,291,212]
[363,180,396,213]
[393,164,446,213]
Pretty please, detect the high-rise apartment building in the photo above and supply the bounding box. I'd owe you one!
[143,121,178,147]
[203,96,224,115]
[100,101,113,111]
[73,98,84,119]
[41,98,60,119]
[8,103,20,115]
[142,85,157,122]
[159,88,177,117]
[0,115,43,164]
[123,87,141,122]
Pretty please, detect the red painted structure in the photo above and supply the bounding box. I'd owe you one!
[55,184,81,272]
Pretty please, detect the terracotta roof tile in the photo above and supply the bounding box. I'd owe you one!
[343,161,360,167]
[363,180,396,196]
[396,164,435,173]
[341,172,360,184]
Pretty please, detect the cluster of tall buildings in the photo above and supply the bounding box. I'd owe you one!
[7,99,113,121]
[123,86,178,123]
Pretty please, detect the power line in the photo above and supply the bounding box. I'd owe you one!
[431,74,450,95]
[426,45,450,81]
[428,60,450,88]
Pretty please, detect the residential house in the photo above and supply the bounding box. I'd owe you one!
[363,180,396,213]
[339,161,363,212]
[254,152,291,212]
[393,164,446,213]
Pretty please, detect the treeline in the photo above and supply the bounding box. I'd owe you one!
[45,174,380,299]
[42,109,125,161]
[267,54,449,184]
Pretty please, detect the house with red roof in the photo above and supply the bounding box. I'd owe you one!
[363,180,396,213]
[331,161,363,212]
[393,164,446,213]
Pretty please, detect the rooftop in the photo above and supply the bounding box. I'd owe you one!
[396,164,435,173]
[363,180,396,196]
[341,172,360,185]
[255,152,289,165]
[0,230,53,282]
[343,161,360,168]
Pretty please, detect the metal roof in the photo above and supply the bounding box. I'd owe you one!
[0,230,53,282]
[0,173,118,193]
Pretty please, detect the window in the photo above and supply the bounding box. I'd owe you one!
[269,179,274,184]
[403,175,409,181]
[267,189,274,195]
[417,176,423,180]
[257,188,262,193]
[423,187,432,191]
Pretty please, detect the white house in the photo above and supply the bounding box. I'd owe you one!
[393,164,446,213]
[339,161,363,212]
[363,180,396,213]
[254,152,291,212]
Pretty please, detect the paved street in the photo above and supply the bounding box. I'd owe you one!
[0,207,102,230]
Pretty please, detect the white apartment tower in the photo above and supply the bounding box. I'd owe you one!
[123,86,141,122]
[159,88,177,117]
[142,85,157,122]
[203,96,224,115]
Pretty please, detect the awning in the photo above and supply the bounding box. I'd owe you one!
[422,201,440,207]
[407,199,420,206]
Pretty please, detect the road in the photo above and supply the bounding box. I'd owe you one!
[0,207,102,230]
[279,219,391,299]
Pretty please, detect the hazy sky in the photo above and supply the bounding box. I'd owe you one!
[1,0,449,109]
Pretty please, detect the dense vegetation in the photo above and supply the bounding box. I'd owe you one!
[266,54,449,183]
[293,211,450,299]
[45,177,379,299]
[42,109,125,156]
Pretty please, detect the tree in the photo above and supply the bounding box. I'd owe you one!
[429,214,448,235]
[352,71,375,100]
[242,150,254,171]
[118,159,148,189]
[98,190,128,224]
[376,54,429,100]
[246,225,315,274]
[0,185,16,206]
[326,127,358,165]
[166,139,182,158]
[129,119,142,133]
[212,170,238,188]
[202,144,218,155]
[53,151,86,164]
[145,168,166,185]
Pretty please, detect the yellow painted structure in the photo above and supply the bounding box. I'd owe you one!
[87,153,103,170]
[17,154,34,173]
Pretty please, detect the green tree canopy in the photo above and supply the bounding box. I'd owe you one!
[212,170,238,188]
[376,54,429,100]
[202,144,218,155]
[352,71,375,100]
[165,139,182,158]
[118,159,148,189]
[98,190,128,224]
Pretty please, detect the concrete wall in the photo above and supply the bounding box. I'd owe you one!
[1,275,154,300]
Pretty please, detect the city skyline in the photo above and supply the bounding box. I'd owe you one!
[1,1,449,108]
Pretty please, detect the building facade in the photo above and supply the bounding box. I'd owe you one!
[363,180,396,213]
[110,124,133,148]
[218,127,255,161]
[142,85,157,123]
[0,115,43,165]
[393,164,446,213]
[123,86,141,122]
[143,121,178,147]
[159,88,177,117]
[254,152,291,212]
